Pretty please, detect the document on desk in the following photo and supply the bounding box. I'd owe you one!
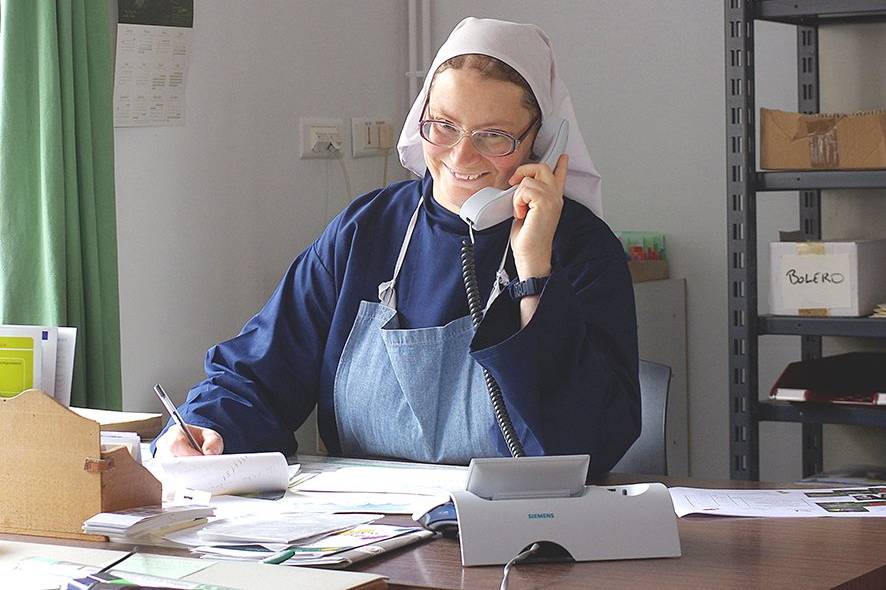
[295,464,467,496]
[163,512,379,547]
[196,512,379,544]
[196,524,433,569]
[0,540,387,590]
[670,486,886,517]
[284,491,431,514]
[153,452,289,496]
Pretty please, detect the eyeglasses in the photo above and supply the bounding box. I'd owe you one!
[418,96,539,157]
[419,117,540,157]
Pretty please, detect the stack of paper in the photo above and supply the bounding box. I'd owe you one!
[872,303,886,318]
[1,540,388,590]
[83,505,214,538]
[0,325,76,405]
[197,524,433,568]
[288,455,467,515]
[71,407,163,439]
[100,431,142,463]
[195,513,378,545]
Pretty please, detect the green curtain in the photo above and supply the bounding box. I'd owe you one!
[0,0,122,409]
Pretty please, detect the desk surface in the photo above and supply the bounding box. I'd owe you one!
[356,475,886,589]
[357,513,886,589]
[4,476,886,590]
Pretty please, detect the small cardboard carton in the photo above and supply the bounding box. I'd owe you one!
[628,260,669,283]
[769,239,886,317]
[0,389,162,540]
[760,108,886,170]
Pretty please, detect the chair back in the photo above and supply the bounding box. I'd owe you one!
[611,360,671,476]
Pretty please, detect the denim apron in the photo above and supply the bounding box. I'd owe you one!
[333,196,510,464]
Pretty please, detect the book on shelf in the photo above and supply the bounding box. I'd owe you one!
[769,352,886,406]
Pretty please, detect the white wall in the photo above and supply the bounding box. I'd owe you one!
[115,0,408,452]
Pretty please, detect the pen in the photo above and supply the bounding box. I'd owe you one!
[153,384,203,454]
[96,547,137,574]
[261,548,296,565]
[65,548,139,589]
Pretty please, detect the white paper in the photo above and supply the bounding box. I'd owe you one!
[83,505,214,537]
[161,491,414,547]
[197,513,378,544]
[114,24,192,127]
[282,491,430,515]
[295,465,467,496]
[157,452,289,496]
[54,327,76,406]
[101,431,141,463]
[669,486,886,518]
[779,253,853,309]
[37,327,57,397]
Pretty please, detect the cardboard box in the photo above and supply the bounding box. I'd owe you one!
[616,231,668,283]
[769,239,886,317]
[760,108,886,170]
[628,260,669,283]
[0,389,162,540]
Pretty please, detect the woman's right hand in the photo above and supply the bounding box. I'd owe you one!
[154,424,224,457]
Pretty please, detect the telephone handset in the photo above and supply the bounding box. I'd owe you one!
[458,118,569,231]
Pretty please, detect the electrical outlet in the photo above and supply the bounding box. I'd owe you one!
[300,118,344,159]
[352,118,394,158]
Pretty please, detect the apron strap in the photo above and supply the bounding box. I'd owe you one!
[379,197,512,315]
[378,197,423,309]
[483,221,513,314]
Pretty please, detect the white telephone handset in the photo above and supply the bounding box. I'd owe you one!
[459,118,569,231]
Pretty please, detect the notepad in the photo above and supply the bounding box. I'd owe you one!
[82,504,215,537]
[150,452,289,496]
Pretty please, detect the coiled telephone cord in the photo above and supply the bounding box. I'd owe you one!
[460,238,525,459]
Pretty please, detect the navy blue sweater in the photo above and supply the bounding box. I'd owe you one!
[172,173,640,475]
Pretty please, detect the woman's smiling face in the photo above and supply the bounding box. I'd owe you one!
[421,68,537,214]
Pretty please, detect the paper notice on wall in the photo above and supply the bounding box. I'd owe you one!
[779,253,853,310]
[114,1,194,127]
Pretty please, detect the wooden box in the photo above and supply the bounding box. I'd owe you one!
[0,389,162,540]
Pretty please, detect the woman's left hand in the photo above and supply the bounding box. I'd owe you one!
[508,153,569,279]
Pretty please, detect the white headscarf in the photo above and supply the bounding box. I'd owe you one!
[397,17,602,217]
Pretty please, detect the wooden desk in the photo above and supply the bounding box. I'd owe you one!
[356,513,885,589]
[4,477,885,590]
[351,475,886,589]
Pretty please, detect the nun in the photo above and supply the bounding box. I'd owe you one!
[155,17,640,478]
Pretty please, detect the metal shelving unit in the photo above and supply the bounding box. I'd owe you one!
[725,0,886,480]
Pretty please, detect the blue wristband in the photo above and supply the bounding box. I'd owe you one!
[508,276,549,301]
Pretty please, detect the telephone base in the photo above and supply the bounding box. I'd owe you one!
[450,482,682,567]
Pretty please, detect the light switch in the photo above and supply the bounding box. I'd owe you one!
[352,118,394,158]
